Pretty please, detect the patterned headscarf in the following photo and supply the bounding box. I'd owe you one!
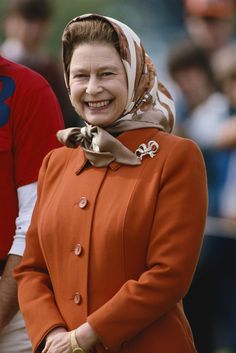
[57,14,175,167]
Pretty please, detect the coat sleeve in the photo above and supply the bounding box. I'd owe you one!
[13,150,67,353]
[87,138,208,352]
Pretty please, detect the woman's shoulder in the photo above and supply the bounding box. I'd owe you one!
[40,145,81,175]
[150,129,204,169]
[45,145,73,163]
[124,128,203,164]
[155,129,201,152]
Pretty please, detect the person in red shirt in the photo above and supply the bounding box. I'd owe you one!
[1,0,81,128]
[0,55,64,352]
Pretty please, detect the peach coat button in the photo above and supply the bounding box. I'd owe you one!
[73,292,81,305]
[79,197,88,209]
[74,244,83,256]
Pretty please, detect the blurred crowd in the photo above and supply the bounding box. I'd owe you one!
[0,0,236,352]
[167,0,236,352]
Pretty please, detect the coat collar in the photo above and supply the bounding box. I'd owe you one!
[75,128,160,174]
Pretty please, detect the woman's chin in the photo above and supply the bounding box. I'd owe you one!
[83,114,116,128]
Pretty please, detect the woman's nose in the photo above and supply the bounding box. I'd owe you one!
[86,76,103,95]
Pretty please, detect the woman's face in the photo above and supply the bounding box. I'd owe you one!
[69,42,128,127]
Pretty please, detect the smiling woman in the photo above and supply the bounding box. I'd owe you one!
[14,13,208,353]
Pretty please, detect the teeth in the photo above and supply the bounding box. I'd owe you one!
[87,100,110,108]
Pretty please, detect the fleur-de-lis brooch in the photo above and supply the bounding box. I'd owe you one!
[135,140,159,161]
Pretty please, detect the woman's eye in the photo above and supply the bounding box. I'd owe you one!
[101,72,113,77]
[74,74,88,79]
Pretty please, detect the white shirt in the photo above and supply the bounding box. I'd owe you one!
[9,182,37,257]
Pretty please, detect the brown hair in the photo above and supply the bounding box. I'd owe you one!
[168,40,216,86]
[62,17,120,87]
[6,0,52,21]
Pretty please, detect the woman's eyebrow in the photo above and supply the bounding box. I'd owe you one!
[71,64,120,73]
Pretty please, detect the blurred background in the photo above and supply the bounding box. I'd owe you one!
[0,0,186,79]
[0,1,236,353]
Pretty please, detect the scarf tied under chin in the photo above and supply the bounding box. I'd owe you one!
[56,125,141,167]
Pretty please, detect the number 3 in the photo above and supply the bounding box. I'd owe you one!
[0,76,16,127]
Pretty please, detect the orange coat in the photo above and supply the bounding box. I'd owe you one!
[14,128,207,353]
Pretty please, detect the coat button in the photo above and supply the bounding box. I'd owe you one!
[79,197,88,209]
[74,244,83,256]
[73,292,82,305]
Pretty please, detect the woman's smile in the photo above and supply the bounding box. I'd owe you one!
[85,99,112,110]
[69,42,128,127]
